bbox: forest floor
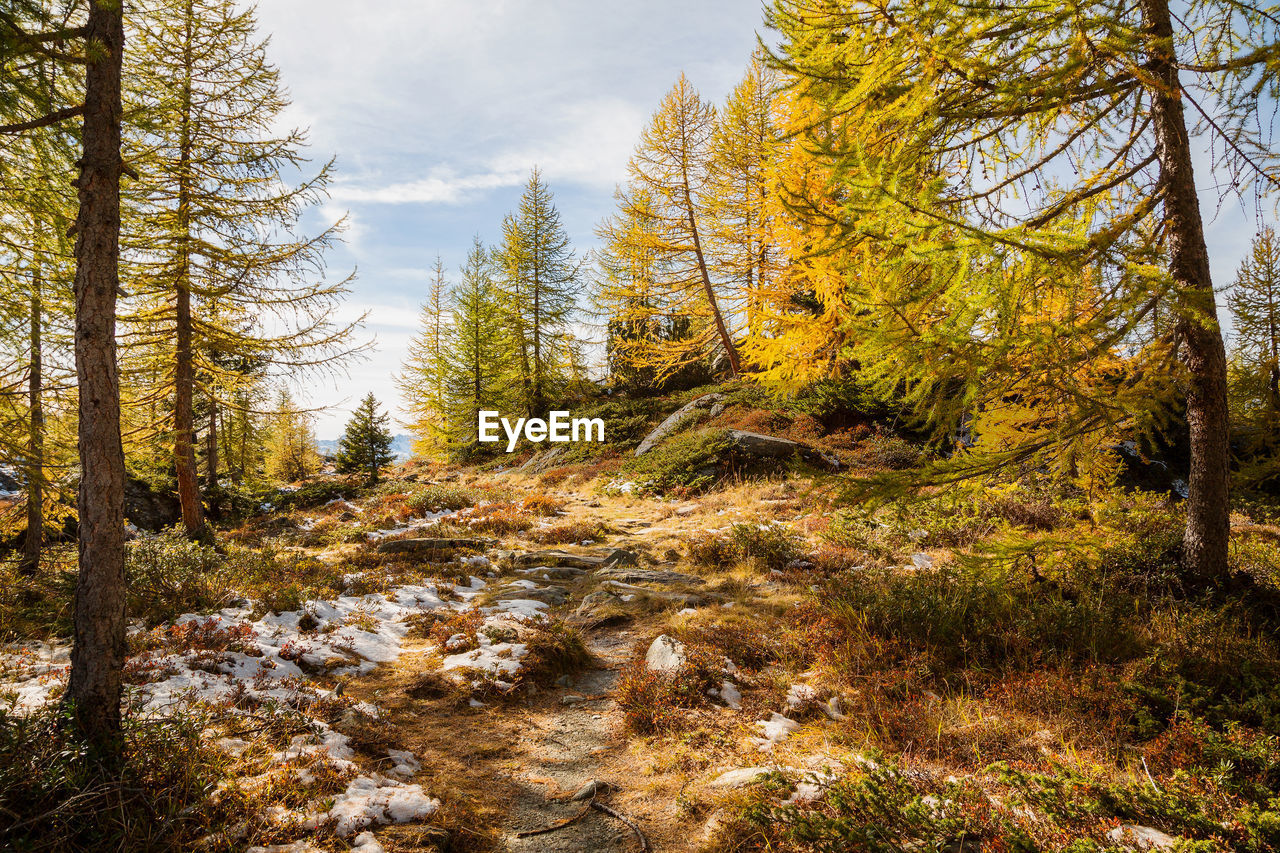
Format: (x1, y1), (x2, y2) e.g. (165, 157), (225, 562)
(3, 386), (1280, 852)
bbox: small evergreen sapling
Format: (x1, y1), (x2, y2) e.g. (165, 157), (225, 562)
(336, 393), (395, 484)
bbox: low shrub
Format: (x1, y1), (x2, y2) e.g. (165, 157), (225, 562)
(519, 619), (591, 686)
(689, 523), (803, 571)
(451, 502), (534, 535)
(849, 429), (922, 470)
(530, 520), (607, 545)
(405, 484), (475, 515)
(521, 494), (565, 516)
(620, 428), (734, 496)
(0, 704), (230, 851)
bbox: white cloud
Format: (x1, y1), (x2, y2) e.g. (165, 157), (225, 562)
(330, 167), (524, 205)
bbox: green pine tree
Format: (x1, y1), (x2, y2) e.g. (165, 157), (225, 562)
(1228, 226), (1280, 483)
(493, 169), (582, 417)
(336, 393), (395, 485)
(447, 236), (507, 452)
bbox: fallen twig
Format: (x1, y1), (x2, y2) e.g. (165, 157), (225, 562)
(591, 801), (652, 852)
(515, 796), (595, 838)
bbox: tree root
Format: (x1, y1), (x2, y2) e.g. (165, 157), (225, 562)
(591, 801), (652, 852)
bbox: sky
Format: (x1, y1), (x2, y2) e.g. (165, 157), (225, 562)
(244, 1), (1271, 439)
(243, 1), (766, 437)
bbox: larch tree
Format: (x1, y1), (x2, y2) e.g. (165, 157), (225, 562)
(594, 187), (706, 391)
(625, 74), (741, 377)
(493, 169), (581, 417)
(265, 387), (319, 483)
(446, 237), (505, 450)
(336, 392), (395, 485)
(707, 54), (780, 341)
(0, 14), (78, 577)
(398, 256), (452, 456)
(1228, 226), (1280, 476)
(766, 0), (1280, 584)
(3, 0), (132, 747)
(123, 0), (361, 538)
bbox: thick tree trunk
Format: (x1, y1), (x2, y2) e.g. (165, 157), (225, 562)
(1142, 0), (1231, 583)
(19, 275), (44, 577)
(65, 0), (127, 749)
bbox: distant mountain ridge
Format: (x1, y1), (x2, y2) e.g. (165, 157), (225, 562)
(317, 433), (415, 461)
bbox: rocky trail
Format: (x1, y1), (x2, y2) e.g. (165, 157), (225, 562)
(343, 508), (717, 853)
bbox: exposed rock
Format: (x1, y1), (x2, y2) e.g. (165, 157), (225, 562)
(514, 548), (636, 570)
(575, 589), (627, 618)
(516, 566), (588, 581)
(635, 393), (725, 456)
(377, 537), (489, 556)
(644, 634), (688, 673)
(707, 767), (774, 789)
(493, 586), (568, 607)
(601, 580), (703, 608)
(595, 567), (705, 586)
(519, 444), (568, 474)
(124, 473), (182, 532)
(725, 429), (840, 471)
(1105, 825), (1180, 851)
(570, 780), (612, 801)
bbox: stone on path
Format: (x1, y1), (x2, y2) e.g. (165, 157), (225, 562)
(595, 566), (705, 586)
(644, 635), (688, 673)
(514, 548), (637, 570)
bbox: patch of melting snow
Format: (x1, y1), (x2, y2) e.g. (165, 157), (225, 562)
(752, 712), (800, 751)
(0, 570), (501, 846)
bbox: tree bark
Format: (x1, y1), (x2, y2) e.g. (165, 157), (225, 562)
(19, 273), (44, 577)
(206, 392), (218, 490)
(65, 0), (127, 749)
(174, 284), (204, 533)
(1141, 0), (1231, 583)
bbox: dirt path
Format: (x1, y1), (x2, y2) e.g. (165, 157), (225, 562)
(345, 516), (693, 853)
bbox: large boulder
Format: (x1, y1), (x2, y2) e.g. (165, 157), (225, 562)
(124, 474), (182, 532)
(725, 430), (840, 471)
(635, 393), (724, 456)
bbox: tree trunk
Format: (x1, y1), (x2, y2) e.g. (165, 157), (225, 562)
(174, 284), (204, 534)
(206, 392), (218, 490)
(682, 184), (741, 377)
(65, 0), (127, 749)
(173, 6), (204, 537)
(1141, 0), (1231, 583)
(19, 274), (44, 577)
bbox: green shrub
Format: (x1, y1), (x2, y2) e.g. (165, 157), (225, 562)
(405, 484), (475, 514)
(689, 523), (803, 571)
(851, 429), (922, 469)
(127, 529), (342, 625)
(126, 529), (238, 626)
(620, 428), (733, 495)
